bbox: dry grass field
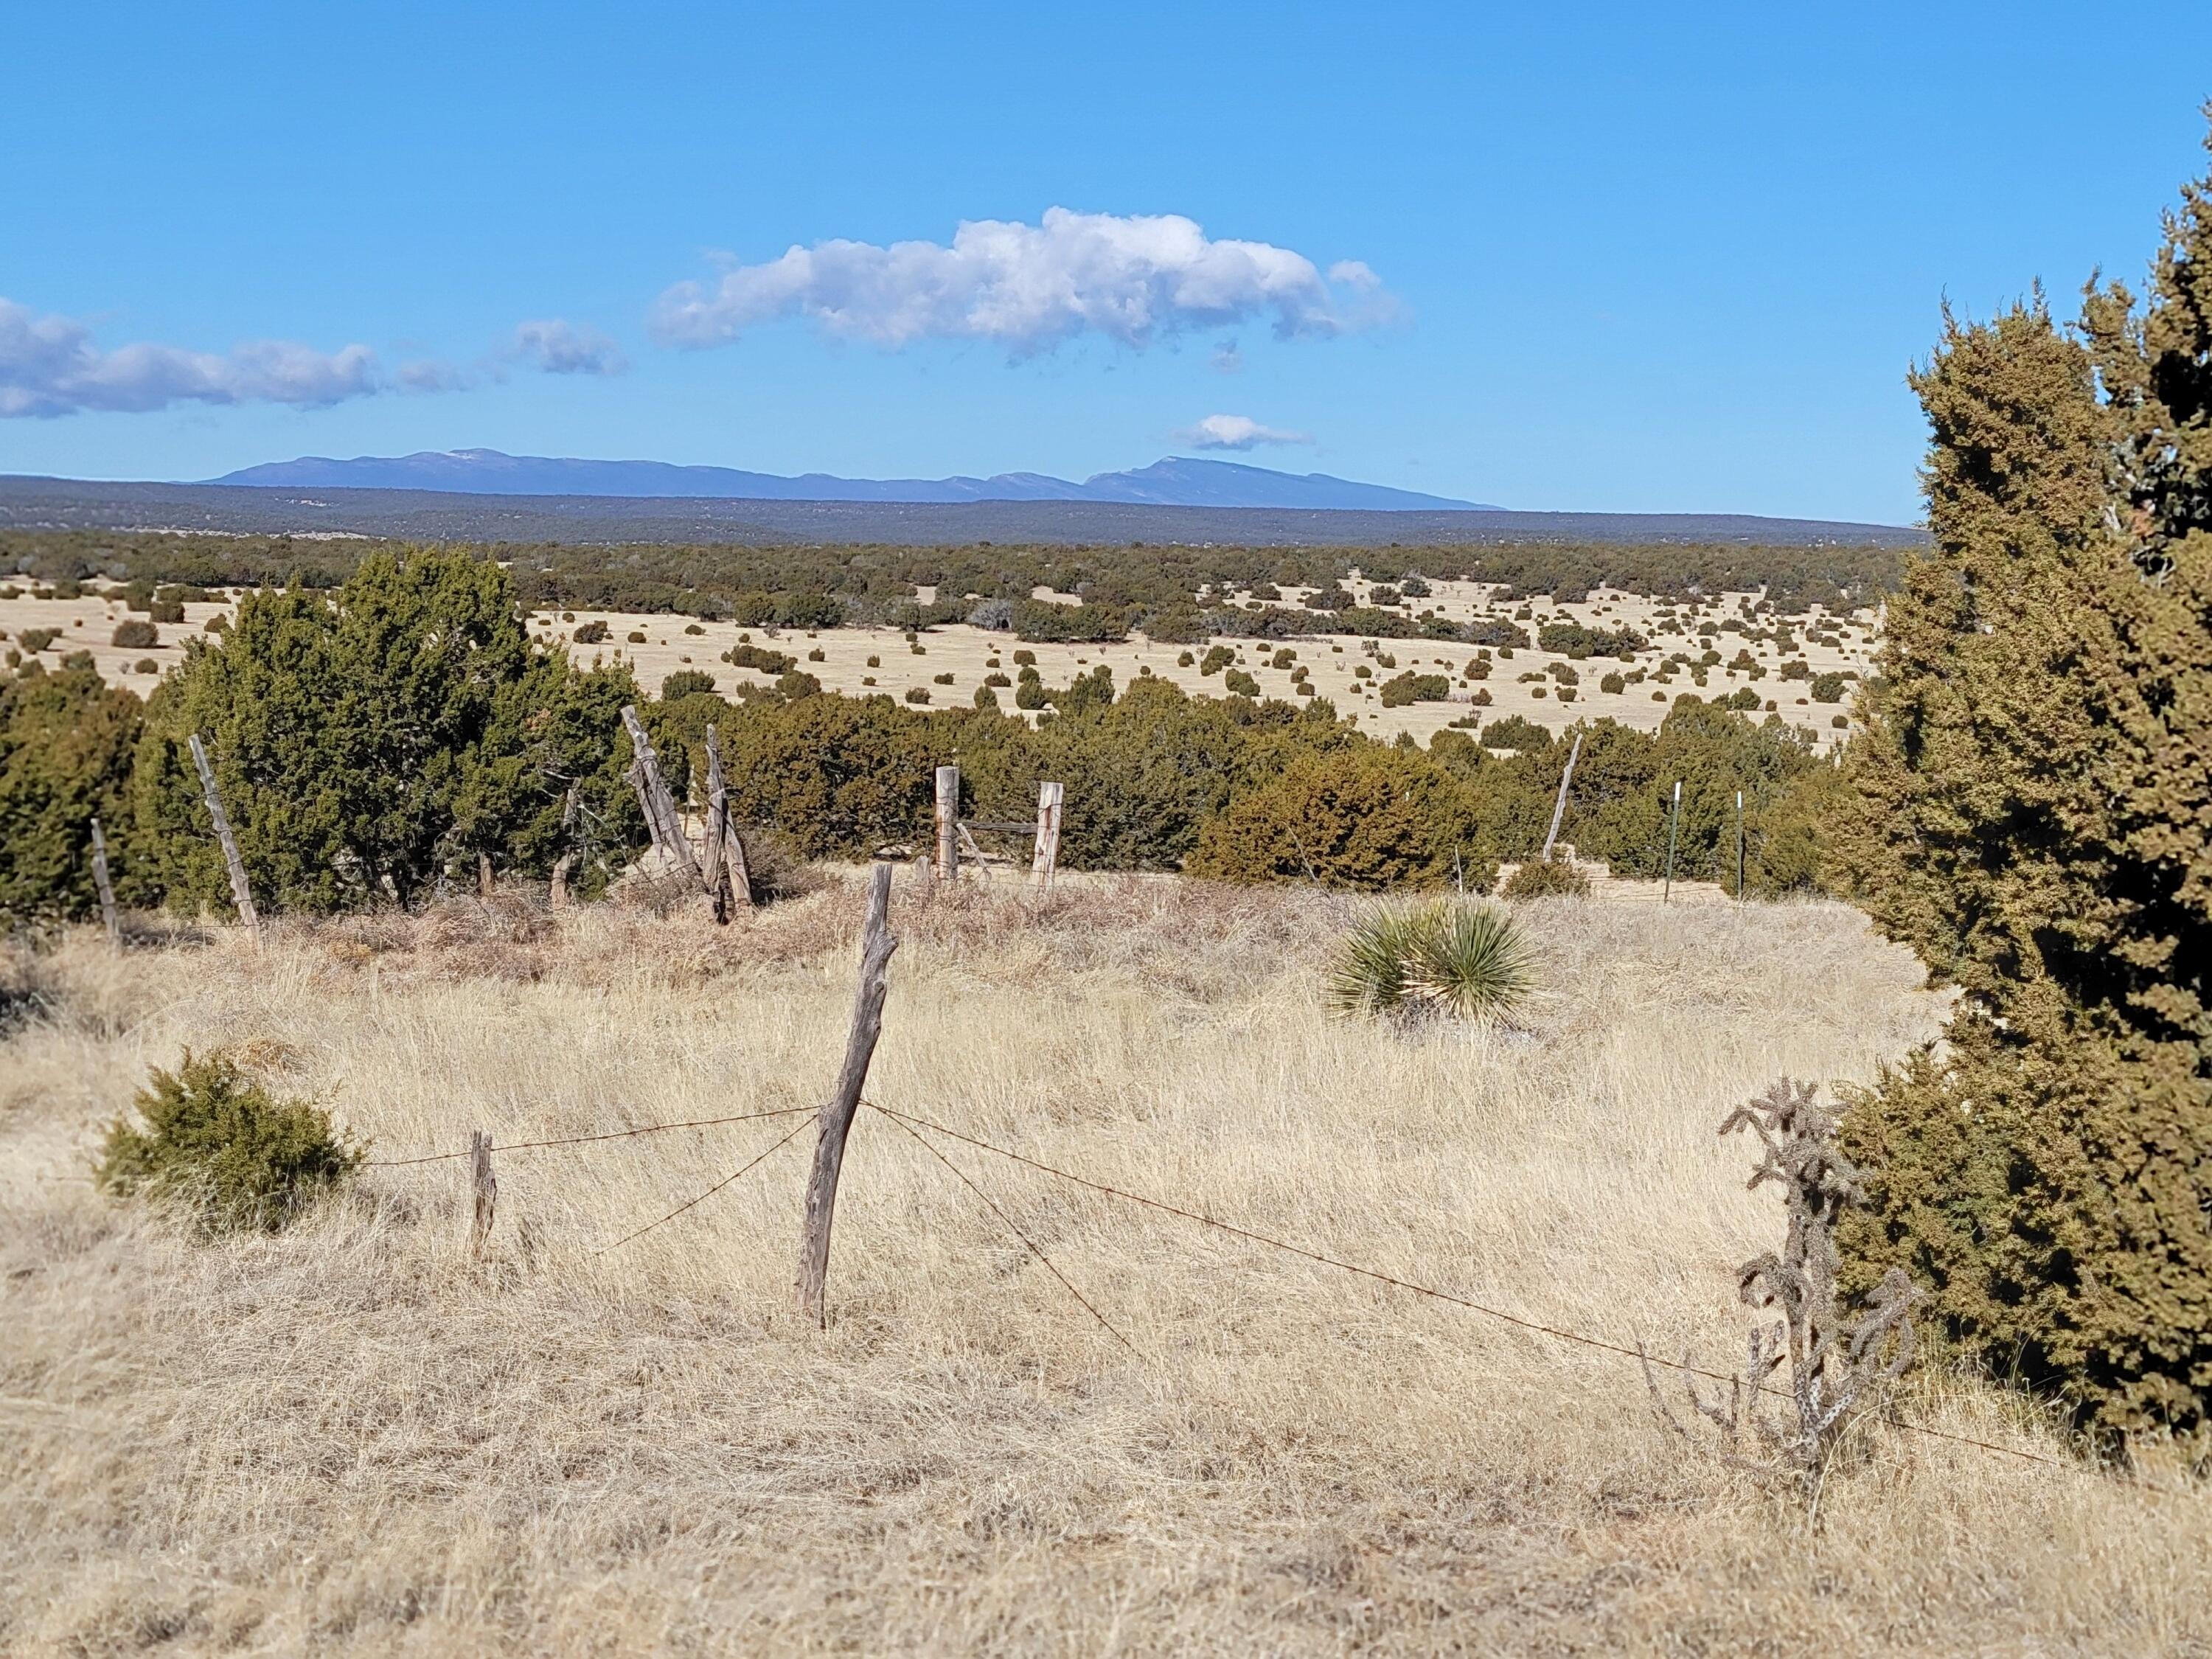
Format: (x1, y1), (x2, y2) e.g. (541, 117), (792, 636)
(0, 574), (1877, 749)
(4, 874), (2206, 1655)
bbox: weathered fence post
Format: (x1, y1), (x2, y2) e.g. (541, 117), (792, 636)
(1736, 788), (1746, 907)
(468, 1130), (497, 1257)
(187, 733), (260, 948)
(476, 852), (495, 898)
(620, 704), (707, 889)
(1031, 781), (1064, 891)
(933, 765), (960, 885)
(1663, 779), (1683, 904)
(795, 862), (899, 1325)
(550, 852), (576, 907)
(703, 725), (754, 921)
(1540, 731), (1583, 866)
(88, 817), (120, 945)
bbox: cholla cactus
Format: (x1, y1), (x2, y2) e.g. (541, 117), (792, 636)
(1644, 1078), (1919, 1486)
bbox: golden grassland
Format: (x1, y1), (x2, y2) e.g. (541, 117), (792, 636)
(0, 574), (1877, 748)
(2, 873), (2205, 1655)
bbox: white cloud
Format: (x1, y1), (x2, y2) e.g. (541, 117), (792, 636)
(513, 319), (627, 375)
(0, 297), (383, 418)
(1176, 413), (1313, 451)
(650, 208), (1395, 356)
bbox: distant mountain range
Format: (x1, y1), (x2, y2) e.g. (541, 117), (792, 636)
(208, 450), (1498, 512)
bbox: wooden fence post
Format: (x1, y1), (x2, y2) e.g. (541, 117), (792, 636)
(620, 704), (707, 890)
(703, 725), (754, 921)
(1540, 731), (1583, 865)
(88, 817), (120, 945)
(1031, 781), (1064, 891)
(1663, 779), (1683, 904)
(933, 765), (959, 886)
(795, 862), (899, 1324)
(468, 1130), (497, 1257)
(187, 733), (260, 948)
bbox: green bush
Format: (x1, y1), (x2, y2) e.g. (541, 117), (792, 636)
(111, 619), (160, 650)
(1327, 901), (1531, 1021)
(1221, 667), (1261, 697)
(1501, 854), (1591, 899)
(723, 641), (796, 675)
(0, 657), (144, 921)
(1480, 714), (1552, 753)
(572, 619), (610, 644)
(95, 1051), (362, 1234)
(661, 669), (717, 700)
(1377, 671), (1450, 707)
(18, 627), (58, 653)
(1810, 671), (1847, 703)
(1189, 745), (1496, 890)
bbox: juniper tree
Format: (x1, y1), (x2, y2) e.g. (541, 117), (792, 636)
(1837, 255), (2211, 1440)
(0, 655), (143, 921)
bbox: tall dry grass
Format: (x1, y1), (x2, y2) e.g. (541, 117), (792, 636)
(1, 874), (2205, 1655)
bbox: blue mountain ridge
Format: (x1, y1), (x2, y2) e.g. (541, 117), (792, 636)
(206, 449), (1498, 512)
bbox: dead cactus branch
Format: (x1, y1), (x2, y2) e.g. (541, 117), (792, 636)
(1643, 1077), (1920, 1486)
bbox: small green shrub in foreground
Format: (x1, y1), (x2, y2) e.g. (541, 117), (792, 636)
(1501, 855), (1592, 899)
(1328, 901), (1532, 1023)
(94, 1051), (361, 1234)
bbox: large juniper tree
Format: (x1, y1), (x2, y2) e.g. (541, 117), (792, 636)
(132, 549), (644, 912)
(1838, 206), (2211, 1435)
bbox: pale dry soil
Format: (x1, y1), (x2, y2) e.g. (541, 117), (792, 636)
(5, 876), (2202, 1657)
(0, 575), (1876, 751)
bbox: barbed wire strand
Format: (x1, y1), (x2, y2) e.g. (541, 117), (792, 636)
(872, 1105), (1138, 1356)
(366, 1105), (816, 1168)
(864, 1101), (2197, 1498)
(594, 1116), (814, 1256)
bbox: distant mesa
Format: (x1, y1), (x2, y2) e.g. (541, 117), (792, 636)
(206, 449), (1499, 513)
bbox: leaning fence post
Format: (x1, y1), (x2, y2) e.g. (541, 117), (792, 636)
(468, 1130), (497, 1257)
(795, 862), (900, 1325)
(621, 704), (708, 891)
(703, 725), (754, 921)
(1540, 731), (1583, 865)
(187, 733), (260, 949)
(933, 765), (960, 886)
(1031, 781), (1064, 891)
(88, 816), (120, 945)
(1736, 788), (1746, 907)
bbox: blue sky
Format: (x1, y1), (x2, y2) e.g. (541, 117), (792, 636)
(6, 2), (2212, 524)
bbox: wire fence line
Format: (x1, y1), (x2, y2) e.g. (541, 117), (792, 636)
(364, 1104), (818, 1167)
(358, 1089), (2199, 1500)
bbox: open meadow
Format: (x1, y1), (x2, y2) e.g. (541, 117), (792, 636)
(4, 873), (2205, 1655)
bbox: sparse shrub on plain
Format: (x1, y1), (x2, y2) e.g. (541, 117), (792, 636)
(111, 619), (159, 650)
(572, 619), (610, 644)
(660, 669), (716, 700)
(1501, 854), (1591, 899)
(1326, 900), (1531, 1022)
(94, 1051), (363, 1234)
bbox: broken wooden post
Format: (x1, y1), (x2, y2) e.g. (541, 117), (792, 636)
(1540, 730), (1584, 865)
(794, 862), (899, 1325)
(468, 1130), (497, 1257)
(703, 725), (754, 922)
(1663, 779), (1683, 904)
(88, 816), (119, 945)
(620, 704), (707, 888)
(476, 851), (495, 898)
(1031, 781), (1064, 891)
(549, 852), (577, 908)
(933, 765), (959, 885)
(187, 733), (260, 948)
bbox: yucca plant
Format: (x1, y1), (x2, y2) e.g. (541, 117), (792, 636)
(1329, 901), (1532, 1023)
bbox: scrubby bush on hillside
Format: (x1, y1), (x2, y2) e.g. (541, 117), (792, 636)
(571, 619), (609, 644)
(95, 1051), (361, 1234)
(1378, 671), (1450, 707)
(1189, 745), (1497, 890)
(1501, 854), (1591, 899)
(111, 619), (159, 650)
